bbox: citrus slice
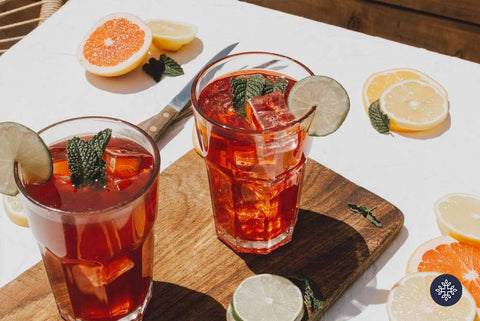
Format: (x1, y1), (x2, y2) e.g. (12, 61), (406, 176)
(0, 122), (52, 196)
(379, 79), (449, 131)
(287, 75), (350, 136)
(387, 272), (476, 321)
(77, 13), (152, 77)
(406, 236), (480, 316)
(229, 274), (304, 321)
(146, 19), (197, 51)
(362, 68), (448, 110)
(435, 193), (480, 247)
(3, 194), (28, 227)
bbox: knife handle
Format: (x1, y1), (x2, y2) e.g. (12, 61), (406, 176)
(138, 105), (180, 141)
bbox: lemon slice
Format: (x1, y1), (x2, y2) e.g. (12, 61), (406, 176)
(387, 272), (476, 321)
(229, 274), (304, 321)
(287, 75), (350, 136)
(362, 68), (448, 111)
(3, 194), (28, 227)
(435, 193), (480, 247)
(146, 19), (197, 51)
(0, 122), (52, 196)
(379, 79), (449, 131)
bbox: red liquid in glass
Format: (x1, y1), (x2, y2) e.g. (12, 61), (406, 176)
(196, 70), (312, 254)
(23, 136), (157, 320)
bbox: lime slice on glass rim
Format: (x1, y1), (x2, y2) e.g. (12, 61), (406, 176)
(287, 75), (350, 136)
(0, 122), (52, 196)
(226, 274), (304, 321)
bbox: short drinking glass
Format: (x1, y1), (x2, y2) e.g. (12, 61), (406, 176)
(191, 52), (315, 254)
(15, 116), (160, 321)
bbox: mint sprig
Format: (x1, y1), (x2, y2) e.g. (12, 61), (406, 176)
(263, 77), (288, 95)
(285, 275), (324, 315)
(348, 203), (383, 227)
(66, 128), (112, 188)
(230, 74), (289, 118)
(368, 99), (390, 134)
(143, 54), (183, 82)
(230, 74), (265, 118)
(160, 54), (184, 76)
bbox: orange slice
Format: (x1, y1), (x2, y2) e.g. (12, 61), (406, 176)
(146, 19), (197, 51)
(407, 236), (480, 317)
(362, 68), (448, 110)
(379, 79), (449, 131)
(77, 13), (152, 77)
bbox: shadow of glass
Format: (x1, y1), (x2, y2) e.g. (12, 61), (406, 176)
(143, 280), (225, 321)
(237, 209), (370, 318)
(84, 38), (204, 94)
(396, 113), (451, 140)
(321, 226), (409, 321)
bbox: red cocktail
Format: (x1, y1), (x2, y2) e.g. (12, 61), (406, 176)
(15, 117), (160, 321)
(192, 52), (315, 254)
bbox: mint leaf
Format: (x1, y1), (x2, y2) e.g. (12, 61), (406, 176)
(348, 203), (383, 227)
(143, 57), (165, 82)
(230, 74), (265, 118)
(143, 54), (183, 82)
(285, 275), (324, 315)
(90, 129), (112, 159)
(66, 129), (111, 188)
(263, 77), (288, 95)
(368, 100), (390, 134)
(160, 54), (184, 76)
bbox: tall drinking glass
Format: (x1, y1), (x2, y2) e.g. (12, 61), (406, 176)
(14, 116), (160, 321)
(191, 52), (316, 254)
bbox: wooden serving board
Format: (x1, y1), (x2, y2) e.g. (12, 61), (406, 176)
(0, 150), (403, 321)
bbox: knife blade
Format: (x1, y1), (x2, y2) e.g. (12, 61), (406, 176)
(138, 43), (238, 140)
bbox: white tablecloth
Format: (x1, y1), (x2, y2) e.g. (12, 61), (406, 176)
(1, 0), (480, 320)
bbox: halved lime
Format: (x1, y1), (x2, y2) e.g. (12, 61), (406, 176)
(288, 75), (350, 136)
(229, 274), (304, 321)
(0, 122), (52, 196)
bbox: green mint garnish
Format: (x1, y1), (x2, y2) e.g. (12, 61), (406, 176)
(348, 203), (383, 227)
(285, 275), (324, 314)
(263, 77), (288, 95)
(230, 74), (265, 118)
(66, 128), (112, 188)
(368, 99), (390, 134)
(143, 54), (183, 82)
(161, 54), (184, 76)
(143, 58), (165, 82)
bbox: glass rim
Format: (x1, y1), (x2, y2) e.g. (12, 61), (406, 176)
(190, 51), (317, 134)
(14, 116), (161, 216)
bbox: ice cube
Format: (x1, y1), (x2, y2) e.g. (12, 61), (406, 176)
(70, 255), (134, 290)
(71, 262), (104, 288)
(52, 159), (70, 177)
(108, 177), (135, 191)
(247, 91), (296, 130)
(105, 148), (142, 179)
(104, 255), (135, 284)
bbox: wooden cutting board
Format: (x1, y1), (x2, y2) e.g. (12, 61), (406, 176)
(0, 150), (403, 321)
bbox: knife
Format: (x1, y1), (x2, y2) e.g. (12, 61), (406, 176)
(138, 42), (238, 141)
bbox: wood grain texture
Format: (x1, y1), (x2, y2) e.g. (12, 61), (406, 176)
(373, 0), (480, 25)
(241, 0), (480, 63)
(0, 150), (404, 320)
(137, 104), (180, 141)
